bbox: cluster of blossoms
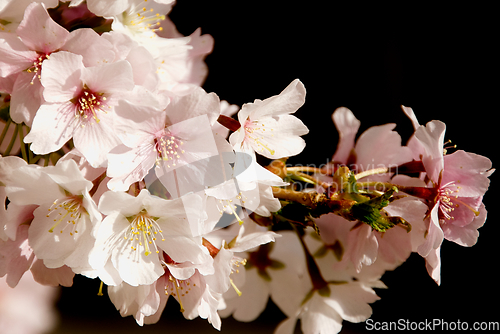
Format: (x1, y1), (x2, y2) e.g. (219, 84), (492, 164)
(0, 1), (494, 334)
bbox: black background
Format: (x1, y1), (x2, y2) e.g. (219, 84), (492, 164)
(52, 2), (498, 333)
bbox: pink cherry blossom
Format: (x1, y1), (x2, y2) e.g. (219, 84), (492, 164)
(24, 51), (135, 167)
(330, 106), (412, 177)
(399, 107), (493, 284)
(0, 2), (70, 125)
(107, 87), (227, 196)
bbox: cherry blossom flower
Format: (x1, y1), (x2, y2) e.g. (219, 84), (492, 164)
(24, 51), (135, 167)
(156, 262), (223, 329)
(399, 107), (493, 284)
(4, 159), (101, 277)
(101, 31), (159, 91)
(229, 79), (309, 159)
(92, 0), (197, 94)
(89, 189), (214, 287)
(201, 149), (286, 230)
(107, 87), (225, 196)
(308, 107), (423, 273)
(0, 155), (26, 241)
(0, 2), (70, 125)
(1, 156), (75, 288)
(272, 231), (386, 334)
(314, 197), (428, 274)
(107, 279), (161, 326)
(219, 227), (303, 322)
(330, 106), (412, 177)
(156, 22), (214, 93)
(0, 0), (59, 32)
(111, 259), (223, 328)
(109, 221), (280, 328)
(0, 219), (75, 288)
(85, 0), (174, 19)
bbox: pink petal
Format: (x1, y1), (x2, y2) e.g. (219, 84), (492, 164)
(332, 107), (360, 164)
(415, 120), (446, 182)
(442, 150), (492, 197)
(166, 87), (220, 126)
(442, 204), (487, 246)
(9, 71), (44, 126)
(355, 123), (413, 169)
(63, 28), (116, 66)
(40, 51), (83, 103)
(16, 2), (69, 53)
(0, 32), (38, 77)
(424, 247), (441, 285)
(81, 59), (134, 93)
(401, 105), (420, 130)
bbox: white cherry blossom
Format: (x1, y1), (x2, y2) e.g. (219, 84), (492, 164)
(5, 159), (101, 277)
(89, 189), (214, 287)
(229, 79), (309, 159)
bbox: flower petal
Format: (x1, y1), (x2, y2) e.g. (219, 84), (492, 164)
(16, 2), (69, 53)
(332, 107), (361, 164)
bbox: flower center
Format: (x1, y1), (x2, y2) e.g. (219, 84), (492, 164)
(125, 210), (165, 256)
(164, 274), (192, 313)
(46, 195), (84, 235)
(153, 129), (185, 168)
(122, 0), (165, 35)
(438, 180), (479, 222)
(215, 194), (246, 225)
(243, 119), (275, 155)
(72, 86), (108, 125)
(26, 53), (50, 85)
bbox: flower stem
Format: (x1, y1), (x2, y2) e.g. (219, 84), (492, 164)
(356, 181), (398, 191)
(272, 187), (356, 217)
(354, 167), (390, 180)
(289, 171), (331, 189)
(217, 115), (241, 132)
(287, 166), (325, 174)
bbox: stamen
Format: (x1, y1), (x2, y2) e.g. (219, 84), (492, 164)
(174, 279), (185, 312)
(26, 54), (50, 85)
(97, 281), (104, 296)
(438, 180), (479, 221)
(230, 278), (242, 296)
(244, 119), (276, 155)
(443, 139), (457, 155)
(154, 130), (185, 167)
(124, 0), (166, 34)
(125, 211), (164, 256)
(73, 87), (107, 125)
(46, 196), (83, 234)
